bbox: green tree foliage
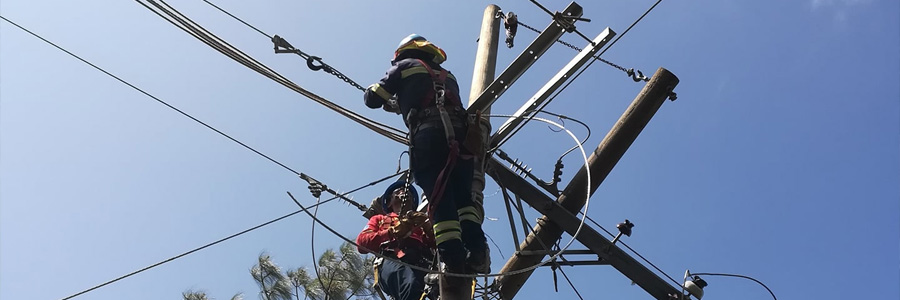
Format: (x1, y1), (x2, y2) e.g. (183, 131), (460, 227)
(182, 289), (243, 300)
(252, 253), (294, 300)
(284, 242), (378, 300)
(185, 242), (377, 300)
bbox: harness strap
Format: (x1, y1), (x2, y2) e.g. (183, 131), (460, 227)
(415, 59), (456, 144)
(426, 140), (459, 220)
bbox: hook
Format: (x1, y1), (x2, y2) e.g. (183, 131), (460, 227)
(306, 56), (329, 72)
(627, 68), (650, 82)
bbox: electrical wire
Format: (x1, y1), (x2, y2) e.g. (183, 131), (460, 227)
(1, 13), (367, 210)
(308, 195), (329, 300)
(579, 212), (681, 286)
(689, 272), (778, 300)
(509, 0), (667, 134)
(1, 14), (410, 298)
(137, 0), (408, 144)
(541, 111), (592, 163)
(202, 0), (366, 92)
(556, 267), (586, 300)
(201, 0), (270, 39)
(0, 14), (306, 176)
(57, 169), (401, 300)
(289, 114), (591, 280)
(488, 114), (592, 268)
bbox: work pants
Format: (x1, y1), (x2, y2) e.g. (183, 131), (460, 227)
(378, 258), (428, 300)
(411, 125), (486, 271)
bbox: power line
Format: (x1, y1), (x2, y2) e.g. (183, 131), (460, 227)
(518, 0), (665, 83)
(59, 170), (403, 300)
(201, 0), (367, 91)
(137, 0), (407, 144)
(61, 202), (310, 300)
(0, 13), (365, 207)
(0, 14), (302, 176)
(557, 267), (586, 300)
(580, 212), (681, 287)
(0, 14), (408, 299)
(690, 272), (778, 300)
(503, 0), (667, 152)
(201, 0), (270, 39)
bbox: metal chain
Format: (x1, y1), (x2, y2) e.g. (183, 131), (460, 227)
(329, 68), (366, 91)
(516, 20), (647, 81)
(273, 35), (366, 91)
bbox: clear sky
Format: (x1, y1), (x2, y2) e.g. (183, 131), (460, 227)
(1, 0), (897, 299)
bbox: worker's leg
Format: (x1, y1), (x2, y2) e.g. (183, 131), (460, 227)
(379, 259), (428, 300)
(448, 155), (489, 273)
(412, 127), (467, 273)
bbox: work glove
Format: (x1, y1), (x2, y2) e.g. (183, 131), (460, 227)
(390, 212), (429, 239)
(390, 218), (415, 239)
(404, 211), (429, 227)
(383, 98), (400, 114)
(362, 197), (383, 219)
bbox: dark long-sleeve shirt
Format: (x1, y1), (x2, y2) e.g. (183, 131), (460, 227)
(364, 54), (462, 126)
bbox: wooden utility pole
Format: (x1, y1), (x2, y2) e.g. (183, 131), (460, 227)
(493, 67), (681, 299)
(438, 5), (502, 300)
(468, 3), (501, 233)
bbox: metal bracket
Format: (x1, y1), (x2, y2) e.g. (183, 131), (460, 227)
(467, 2), (585, 113)
(491, 27), (615, 149)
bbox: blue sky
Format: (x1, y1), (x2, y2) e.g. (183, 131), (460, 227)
(1, 0), (897, 299)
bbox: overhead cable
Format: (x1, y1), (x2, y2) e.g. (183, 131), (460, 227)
(201, 0), (366, 92)
(290, 115), (593, 280)
(137, 0), (408, 145)
(58, 169), (402, 300)
(0, 14), (304, 175)
(1, 14), (368, 209)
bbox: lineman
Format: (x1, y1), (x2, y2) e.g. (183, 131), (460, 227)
(356, 181), (434, 300)
(363, 34), (490, 277)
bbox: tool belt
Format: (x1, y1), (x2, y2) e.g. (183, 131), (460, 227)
(407, 106), (467, 131)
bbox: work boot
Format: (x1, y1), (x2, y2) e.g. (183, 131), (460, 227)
(439, 262), (475, 300)
(465, 242), (491, 274)
(460, 221), (490, 274)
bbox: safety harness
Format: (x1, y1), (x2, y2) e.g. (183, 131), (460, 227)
(407, 59), (467, 220)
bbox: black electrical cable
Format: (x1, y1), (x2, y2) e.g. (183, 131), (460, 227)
(512, 0), (666, 152)
(308, 195), (329, 300)
(56, 169), (401, 300)
(689, 273), (777, 300)
(0, 15), (304, 176)
(556, 267), (586, 300)
(579, 212), (681, 286)
(137, 0), (408, 144)
(203, 0), (366, 92)
(201, 0), (270, 39)
(539, 111), (591, 162)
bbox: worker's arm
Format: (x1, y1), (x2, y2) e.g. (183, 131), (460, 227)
(364, 63), (404, 109)
(356, 215), (394, 254)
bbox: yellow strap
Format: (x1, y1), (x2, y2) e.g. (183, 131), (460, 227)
(372, 264), (380, 288)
